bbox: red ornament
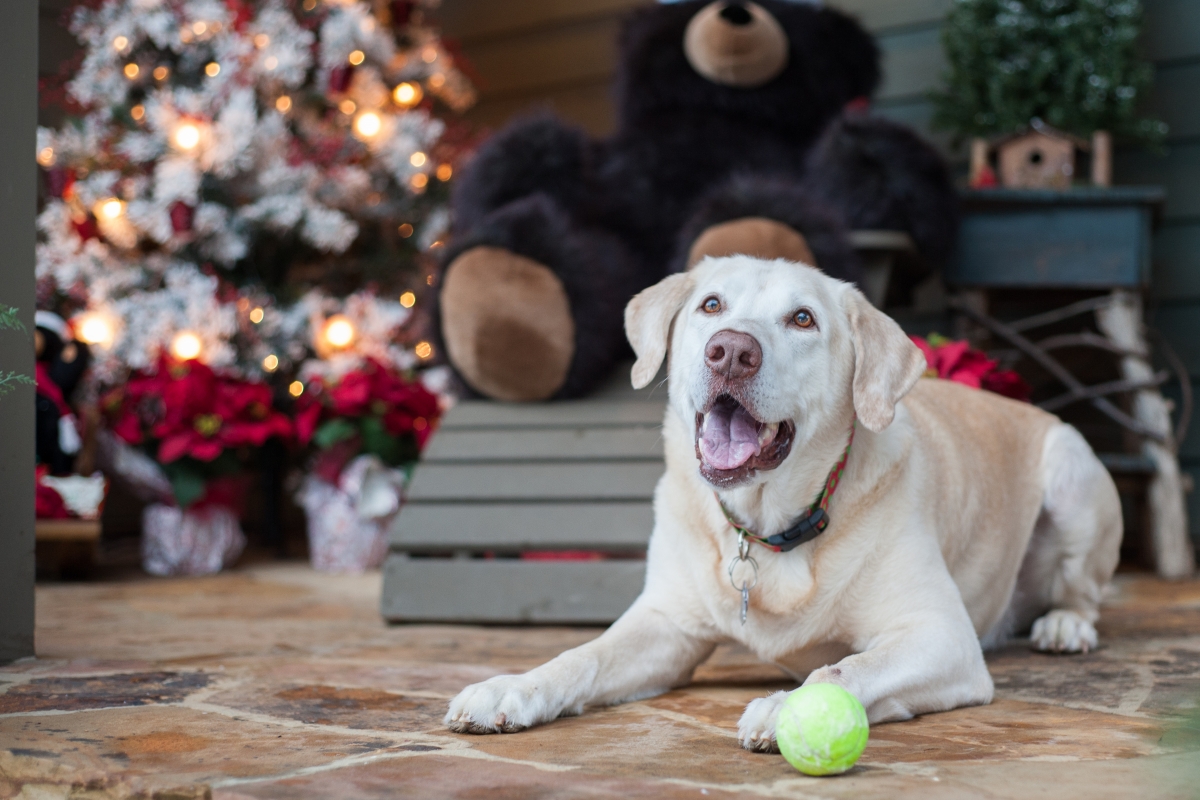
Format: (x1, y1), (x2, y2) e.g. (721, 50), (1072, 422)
(169, 201), (195, 233)
(328, 65), (355, 94)
(72, 216), (100, 241)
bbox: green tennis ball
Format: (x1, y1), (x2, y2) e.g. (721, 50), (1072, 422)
(776, 683), (869, 776)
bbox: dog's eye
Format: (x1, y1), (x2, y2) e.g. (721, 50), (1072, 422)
(793, 309), (815, 329)
(702, 296), (722, 314)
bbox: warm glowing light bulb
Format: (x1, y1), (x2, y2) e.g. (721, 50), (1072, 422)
(399, 291), (416, 308)
(339, 99), (357, 115)
(254, 33), (270, 48)
(397, 223), (413, 238)
(76, 314), (114, 346)
(153, 66), (168, 80)
(436, 163), (453, 181)
(392, 81), (422, 107)
(289, 380), (305, 397)
(130, 104), (145, 121)
(113, 36), (129, 51)
(348, 49), (365, 66)
(410, 173), (428, 189)
(174, 123), (201, 150)
(275, 95), (292, 112)
(323, 315), (356, 349)
(354, 111), (382, 138)
(205, 62), (221, 77)
(409, 151), (426, 167)
(171, 331), (203, 361)
(36, 147), (55, 167)
(249, 307), (265, 324)
(414, 341), (433, 359)
(262, 354), (279, 372)
(264, 56), (279, 70)
(124, 63), (140, 79)
(193, 21), (207, 35)
(96, 198), (125, 220)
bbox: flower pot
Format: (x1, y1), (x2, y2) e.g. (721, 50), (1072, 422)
(142, 503), (245, 576)
(298, 455), (405, 573)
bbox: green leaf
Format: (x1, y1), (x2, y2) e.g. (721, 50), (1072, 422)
(163, 461), (208, 509)
(360, 415), (408, 467)
(313, 418), (359, 449)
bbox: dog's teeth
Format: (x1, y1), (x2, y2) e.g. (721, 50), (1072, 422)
(758, 422), (779, 446)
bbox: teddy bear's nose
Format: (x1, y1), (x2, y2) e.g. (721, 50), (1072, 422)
(719, 4), (753, 26)
(684, 1), (789, 88)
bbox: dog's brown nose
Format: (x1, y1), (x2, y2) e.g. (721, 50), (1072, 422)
(705, 330), (762, 380)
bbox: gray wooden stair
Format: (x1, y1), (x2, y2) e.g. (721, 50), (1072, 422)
(381, 367), (666, 624)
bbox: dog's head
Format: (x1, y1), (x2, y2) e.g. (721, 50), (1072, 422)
(625, 256), (925, 490)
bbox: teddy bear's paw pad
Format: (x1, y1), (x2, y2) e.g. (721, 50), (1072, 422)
(441, 246), (575, 401)
(1030, 609), (1098, 654)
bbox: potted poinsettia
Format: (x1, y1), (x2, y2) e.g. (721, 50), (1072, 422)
(103, 356), (292, 575)
(293, 357), (441, 572)
(910, 333), (1031, 401)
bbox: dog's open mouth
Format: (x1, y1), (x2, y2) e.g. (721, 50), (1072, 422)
(695, 395), (794, 487)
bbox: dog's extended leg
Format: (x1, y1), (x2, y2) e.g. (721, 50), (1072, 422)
(445, 600), (714, 734)
(739, 570), (993, 751)
(1025, 424), (1123, 654)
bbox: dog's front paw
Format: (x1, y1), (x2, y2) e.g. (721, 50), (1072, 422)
(738, 691), (788, 752)
(444, 675), (555, 734)
(1031, 610), (1098, 654)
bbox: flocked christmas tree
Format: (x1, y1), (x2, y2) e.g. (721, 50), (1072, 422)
(36, 0), (475, 387)
(932, 0), (1166, 143)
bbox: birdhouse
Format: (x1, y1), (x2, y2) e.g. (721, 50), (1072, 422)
(994, 121), (1089, 190)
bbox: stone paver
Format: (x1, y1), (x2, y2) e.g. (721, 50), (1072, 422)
(2, 565), (1198, 798)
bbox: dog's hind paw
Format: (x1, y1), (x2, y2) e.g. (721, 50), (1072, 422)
(738, 691), (788, 752)
(1030, 610), (1098, 654)
(444, 675), (553, 734)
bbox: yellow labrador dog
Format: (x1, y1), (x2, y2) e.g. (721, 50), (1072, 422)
(446, 256), (1122, 751)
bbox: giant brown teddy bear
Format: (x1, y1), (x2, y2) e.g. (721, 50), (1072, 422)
(437, 0), (958, 401)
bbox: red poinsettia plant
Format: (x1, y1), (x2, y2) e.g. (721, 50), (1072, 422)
(294, 358), (441, 484)
(911, 333), (1032, 402)
(102, 356), (293, 508)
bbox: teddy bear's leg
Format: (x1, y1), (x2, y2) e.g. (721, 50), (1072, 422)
(438, 194), (642, 401)
(674, 176), (861, 285)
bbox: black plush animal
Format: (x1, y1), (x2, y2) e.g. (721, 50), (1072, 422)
(438, 0), (958, 401)
(35, 311), (90, 475)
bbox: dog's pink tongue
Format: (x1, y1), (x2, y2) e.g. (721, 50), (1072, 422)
(699, 404), (760, 470)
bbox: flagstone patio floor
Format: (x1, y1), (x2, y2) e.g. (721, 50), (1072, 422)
(2, 563), (1199, 799)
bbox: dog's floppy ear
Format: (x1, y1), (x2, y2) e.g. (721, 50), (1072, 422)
(625, 271), (695, 389)
(846, 288), (927, 432)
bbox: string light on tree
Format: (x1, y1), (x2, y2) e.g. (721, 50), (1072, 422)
(321, 315), (356, 349)
(339, 99), (356, 115)
(74, 313), (115, 348)
(275, 95), (292, 112)
(173, 122), (202, 151)
(354, 111), (382, 139)
(130, 104), (145, 121)
(124, 63), (139, 79)
(436, 163), (452, 181)
(289, 380), (305, 397)
(249, 307), (265, 324)
(170, 331), (203, 361)
(414, 341), (433, 359)
(262, 354), (279, 372)
(348, 49), (365, 65)
(410, 173), (428, 190)
(399, 291), (416, 308)
(95, 198), (125, 220)
(392, 81), (422, 108)
(254, 33), (270, 48)
(409, 151), (426, 167)
(36, 147), (55, 167)
(398, 223), (413, 238)
(205, 62), (221, 77)
(264, 56), (278, 71)
(113, 35), (128, 51)
(153, 66), (168, 80)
